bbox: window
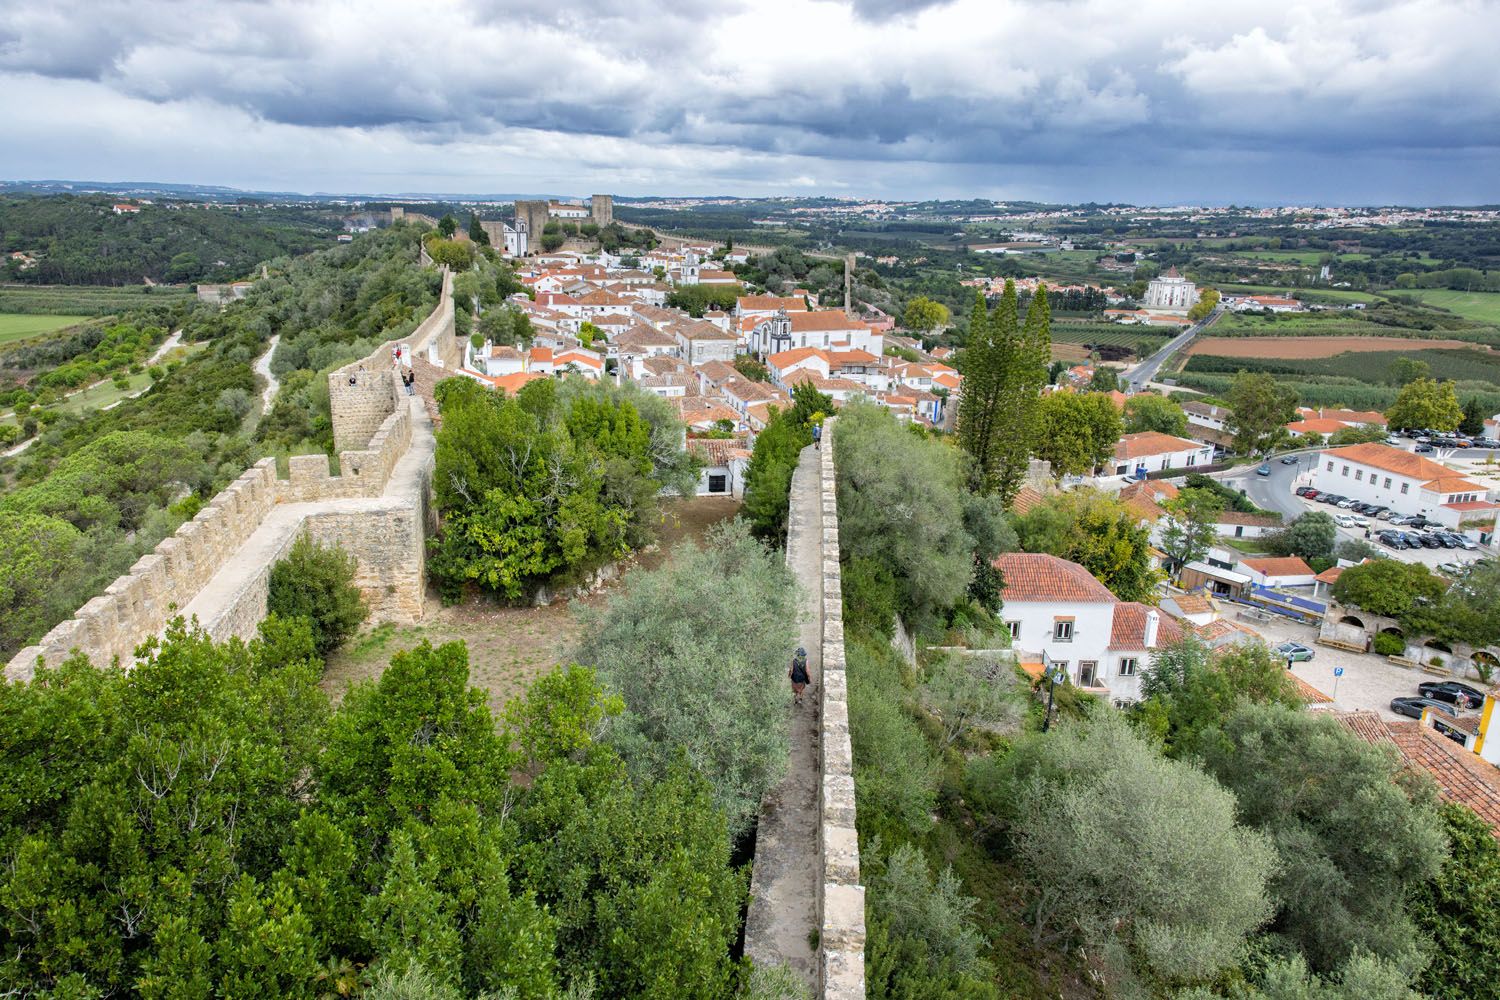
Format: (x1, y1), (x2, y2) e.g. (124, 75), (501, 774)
(1355, 470), (1363, 481)
(1053, 620), (1074, 642)
(1006, 621), (1021, 640)
(1078, 661), (1099, 686)
(707, 474), (727, 494)
(1118, 657), (1139, 677)
(1326, 461), (1334, 471)
(1342, 465), (1350, 477)
(1235, 525), (1244, 537)
(1187, 453), (1196, 466)
(1401, 483), (1409, 494)
(1384, 477), (1392, 489)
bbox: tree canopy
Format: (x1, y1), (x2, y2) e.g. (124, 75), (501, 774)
(1123, 393), (1188, 436)
(1011, 489), (1160, 603)
(1226, 371), (1299, 456)
(1386, 377), (1463, 431)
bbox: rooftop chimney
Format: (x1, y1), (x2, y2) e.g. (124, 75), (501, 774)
(1143, 609), (1160, 649)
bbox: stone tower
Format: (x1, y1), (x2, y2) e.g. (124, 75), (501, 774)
(513, 200), (550, 254)
(591, 194), (614, 227)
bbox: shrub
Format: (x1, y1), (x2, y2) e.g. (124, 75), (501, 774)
(266, 534), (368, 655)
(1373, 632), (1405, 656)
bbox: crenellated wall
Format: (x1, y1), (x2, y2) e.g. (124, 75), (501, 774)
(817, 418), (866, 998)
(5, 259), (449, 682)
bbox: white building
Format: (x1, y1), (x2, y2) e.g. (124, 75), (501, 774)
(994, 552), (1183, 706)
(1312, 443), (1500, 533)
(1142, 266), (1199, 312)
(747, 309), (883, 357)
(1109, 432), (1215, 480)
(688, 438), (751, 498)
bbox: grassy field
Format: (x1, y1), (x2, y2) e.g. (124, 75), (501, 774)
(0, 284), (195, 316)
(1388, 289), (1500, 324)
(0, 313), (89, 345)
(1214, 284), (1380, 305)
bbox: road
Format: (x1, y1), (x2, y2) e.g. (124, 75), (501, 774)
(254, 334), (281, 414)
(1123, 306), (1223, 391)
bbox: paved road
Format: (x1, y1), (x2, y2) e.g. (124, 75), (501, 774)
(1123, 306), (1223, 391)
(1251, 617), (1446, 720)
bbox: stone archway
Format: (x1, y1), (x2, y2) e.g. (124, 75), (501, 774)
(1339, 614), (1365, 629)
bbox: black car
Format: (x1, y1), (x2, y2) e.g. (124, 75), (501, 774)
(1419, 533), (1444, 549)
(1364, 505), (1388, 516)
(1391, 697), (1458, 719)
(1435, 533), (1460, 549)
(1418, 681), (1486, 708)
(1378, 531), (1409, 549)
(1416, 444), (1435, 453)
(1280, 455), (1298, 465)
(1319, 493), (1344, 504)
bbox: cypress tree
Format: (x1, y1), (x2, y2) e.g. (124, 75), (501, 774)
(980, 279), (1021, 496)
(994, 283), (1053, 499)
(956, 292), (997, 484)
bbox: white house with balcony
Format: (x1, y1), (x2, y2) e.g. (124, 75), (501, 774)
(994, 552), (1183, 706)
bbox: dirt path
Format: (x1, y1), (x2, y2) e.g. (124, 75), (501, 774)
(744, 444), (822, 989)
(254, 333), (281, 414)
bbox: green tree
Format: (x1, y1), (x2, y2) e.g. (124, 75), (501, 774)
(1226, 371), (1299, 456)
(1386, 377), (1463, 432)
(1131, 636), (1302, 757)
(437, 214), (457, 238)
(742, 404), (811, 546)
(1034, 391), (1122, 479)
(1332, 559), (1447, 621)
(1327, 423), (1388, 446)
(901, 295), (950, 335)
(1387, 357), (1432, 387)
(957, 282), (1050, 499)
(1187, 286), (1221, 321)
(0, 511), (87, 651)
(1200, 704), (1447, 972)
(835, 400), (984, 629)
(973, 712), (1276, 987)
(1460, 397), (1486, 437)
(572, 521), (798, 838)
(1410, 803), (1500, 1000)
(1088, 366), (1120, 392)
(1159, 489), (1224, 573)
(1266, 511), (1338, 563)
(1012, 489), (1161, 603)
(427, 238), (475, 272)
(468, 215), (490, 245)
(267, 534), (369, 656)
(1123, 393), (1188, 436)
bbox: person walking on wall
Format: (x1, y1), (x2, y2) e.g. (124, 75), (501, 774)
(789, 646), (810, 706)
(404, 369), (415, 396)
(811, 421), (822, 451)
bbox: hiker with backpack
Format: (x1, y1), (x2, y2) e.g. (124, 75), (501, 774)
(789, 646), (810, 706)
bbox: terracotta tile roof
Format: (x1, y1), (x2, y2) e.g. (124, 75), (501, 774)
(1338, 712), (1500, 834)
(1444, 500), (1500, 511)
(1122, 480), (1179, 502)
(1322, 443), (1451, 481)
(1109, 603), (1182, 649)
(738, 294), (808, 312)
(1114, 431), (1202, 460)
(688, 438), (750, 465)
(1011, 485), (1046, 514)
(1300, 407), (1387, 426)
(694, 360), (741, 382)
(615, 325), (678, 350)
(672, 319), (737, 341)
(1315, 565), (1345, 585)
(789, 311), (869, 333)
(1168, 594), (1215, 616)
(1288, 418), (1347, 435)
(767, 347), (827, 369)
(478, 371), (549, 393)
(1423, 476), (1485, 493)
(1292, 674), (1334, 704)
(1216, 511), (1283, 526)
(1193, 618), (1260, 646)
(994, 553), (1117, 604)
(1240, 556), (1315, 577)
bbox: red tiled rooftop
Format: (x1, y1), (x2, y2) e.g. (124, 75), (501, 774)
(994, 553), (1117, 604)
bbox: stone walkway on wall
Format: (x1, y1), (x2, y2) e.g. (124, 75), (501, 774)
(177, 394), (435, 639)
(744, 443), (824, 990)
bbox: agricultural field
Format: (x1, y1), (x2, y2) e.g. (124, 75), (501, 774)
(1388, 289), (1500, 324)
(0, 313), (88, 345)
(0, 283), (195, 316)
(1187, 335), (1481, 358)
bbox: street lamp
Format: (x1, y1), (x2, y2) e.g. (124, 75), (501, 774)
(1041, 651), (1068, 733)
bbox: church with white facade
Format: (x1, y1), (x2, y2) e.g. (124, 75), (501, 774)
(1143, 267), (1199, 311)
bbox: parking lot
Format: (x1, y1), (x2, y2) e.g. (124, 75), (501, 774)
(1252, 616), (1476, 721)
(1283, 488), (1490, 572)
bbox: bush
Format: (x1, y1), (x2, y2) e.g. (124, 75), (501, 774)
(1373, 632), (1405, 656)
(266, 534), (368, 655)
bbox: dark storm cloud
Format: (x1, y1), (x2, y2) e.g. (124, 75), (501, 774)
(1, 0), (1497, 202)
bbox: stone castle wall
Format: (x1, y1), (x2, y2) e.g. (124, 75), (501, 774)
(817, 419), (866, 998)
(5, 260), (451, 682)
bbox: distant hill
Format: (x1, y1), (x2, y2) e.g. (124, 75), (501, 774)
(0, 195), (344, 285)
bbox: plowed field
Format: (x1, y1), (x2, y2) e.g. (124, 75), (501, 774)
(1187, 335), (1481, 358)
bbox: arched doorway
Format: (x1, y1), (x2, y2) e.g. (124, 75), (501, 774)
(1339, 614), (1365, 629)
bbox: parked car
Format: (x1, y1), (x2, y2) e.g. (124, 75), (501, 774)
(1437, 561), (1465, 575)
(1419, 533), (1444, 549)
(1363, 505), (1388, 516)
(1377, 531), (1406, 549)
(1416, 444), (1435, 453)
(1337, 497), (1361, 508)
(1455, 535), (1479, 550)
(1418, 681), (1486, 708)
(1390, 697), (1458, 719)
(1280, 455), (1298, 465)
(1376, 509), (1397, 520)
(1388, 513), (1416, 525)
(1257, 463), (1272, 477)
(1296, 486), (1319, 498)
(1319, 493), (1344, 504)
(1276, 641), (1315, 662)
(1434, 533), (1460, 549)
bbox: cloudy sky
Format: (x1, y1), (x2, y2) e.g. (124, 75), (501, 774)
(2, 0), (1497, 205)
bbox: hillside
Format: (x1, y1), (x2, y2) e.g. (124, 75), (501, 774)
(0, 194), (343, 285)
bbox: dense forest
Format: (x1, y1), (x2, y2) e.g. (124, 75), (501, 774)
(0, 195), (343, 285)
